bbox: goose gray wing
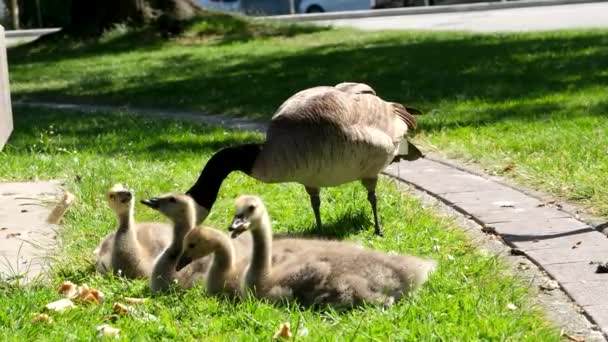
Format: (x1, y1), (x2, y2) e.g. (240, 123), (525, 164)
(253, 87), (409, 185)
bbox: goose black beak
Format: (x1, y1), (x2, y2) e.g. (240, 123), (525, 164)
(176, 255), (192, 272)
(141, 198), (160, 209)
(228, 217), (249, 239)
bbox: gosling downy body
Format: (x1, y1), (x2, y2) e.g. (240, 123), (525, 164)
(229, 195), (437, 309)
(141, 192), (251, 293)
(176, 223), (358, 298)
(93, 185), (172, 278)
(177, 227), (247, 298)
(186, 82), (423, 236)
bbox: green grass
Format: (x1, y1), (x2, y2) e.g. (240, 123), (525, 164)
(0, 108), (558, 340)
(8, 22), (608, 218)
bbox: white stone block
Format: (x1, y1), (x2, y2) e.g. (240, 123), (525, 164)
(0, 24), (13, 150)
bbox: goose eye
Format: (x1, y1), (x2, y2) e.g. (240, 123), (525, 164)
(188, 243), (195, 249)
(247, 204), (256, 213)
(169, 197), (177, 203)
(109, 194), (115, 200)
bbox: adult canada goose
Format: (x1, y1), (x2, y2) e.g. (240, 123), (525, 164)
(140, 192), (252, 293)
(186, 83), (423, 236)
(228, 195), (437, 309)
(93, 184), (172, 278)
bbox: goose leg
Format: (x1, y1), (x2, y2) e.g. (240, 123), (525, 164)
(361, 178), (383, 236)
(305, 186), (322, 230)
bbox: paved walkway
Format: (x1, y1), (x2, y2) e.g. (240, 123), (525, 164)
(14, 101), (608, 338)
(314, 2), (608, 32)
(0, 181), (63, 282)
(384, 159), (608, 337)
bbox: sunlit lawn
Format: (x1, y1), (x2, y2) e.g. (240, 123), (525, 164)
(0, 108), (558, 340)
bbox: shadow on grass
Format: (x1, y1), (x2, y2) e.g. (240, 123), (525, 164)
(8, 11), (328, 64)
(11, 30), (608, 124)
(7, 107), (261, 159)
(277, 211), (370, 240)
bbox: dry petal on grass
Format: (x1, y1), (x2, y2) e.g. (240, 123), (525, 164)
(31, 313), (54, 324)
(47, 191), (75, 224)
(58, 281), (79, 298)
(58, 281), (104, 304)
(76, 284), (105, 304)
(506, 303), (518, 311)
(96, 324), (120, 339)
(273, 322), (293, 340)
(45, 298), (75, 312)
(113, 302), (130, 315)
(123, 297), (147, 305)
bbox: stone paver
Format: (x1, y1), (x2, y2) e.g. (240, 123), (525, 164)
(385, 157), (608, 339)
(0, 181), (63, 282)
(14, 101), (608, 339)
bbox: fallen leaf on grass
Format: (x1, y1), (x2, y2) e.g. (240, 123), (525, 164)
(57, 281), (104, 304)
(123, 297), (147, 305)
(31, 313), (54, 324)
(96, 324), (120, 339)
(47, 191), (75, 224)
(58, 281), (79, 298)
(45, 299), (75, 312)
(113, 302), (130, 315)
(78, 286), (105, 305)
(273, 322), (292, 340)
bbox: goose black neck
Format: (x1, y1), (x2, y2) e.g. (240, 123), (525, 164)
(186, 143), (262, 211)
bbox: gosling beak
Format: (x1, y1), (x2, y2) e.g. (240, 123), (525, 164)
(228, 217), (250, 239)
(176, 255), (193, 272)
(141, 198), (160, 209)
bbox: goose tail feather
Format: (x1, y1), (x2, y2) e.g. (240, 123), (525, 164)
(391, 103), (418, 130)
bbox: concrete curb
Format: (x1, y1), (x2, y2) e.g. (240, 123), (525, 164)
(4, 28), (61, 38)
(263, 0), (607, 21)
(423, 154), (608, 235)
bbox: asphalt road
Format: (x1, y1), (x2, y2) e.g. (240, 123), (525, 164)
(313, 2), (608, 32)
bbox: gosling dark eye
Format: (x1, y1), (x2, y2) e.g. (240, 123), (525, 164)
(188, 243), (195, 249)
(109, 194), (115, 200)
(247, 204), (256, 213)
(169, 197), (177, 203)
